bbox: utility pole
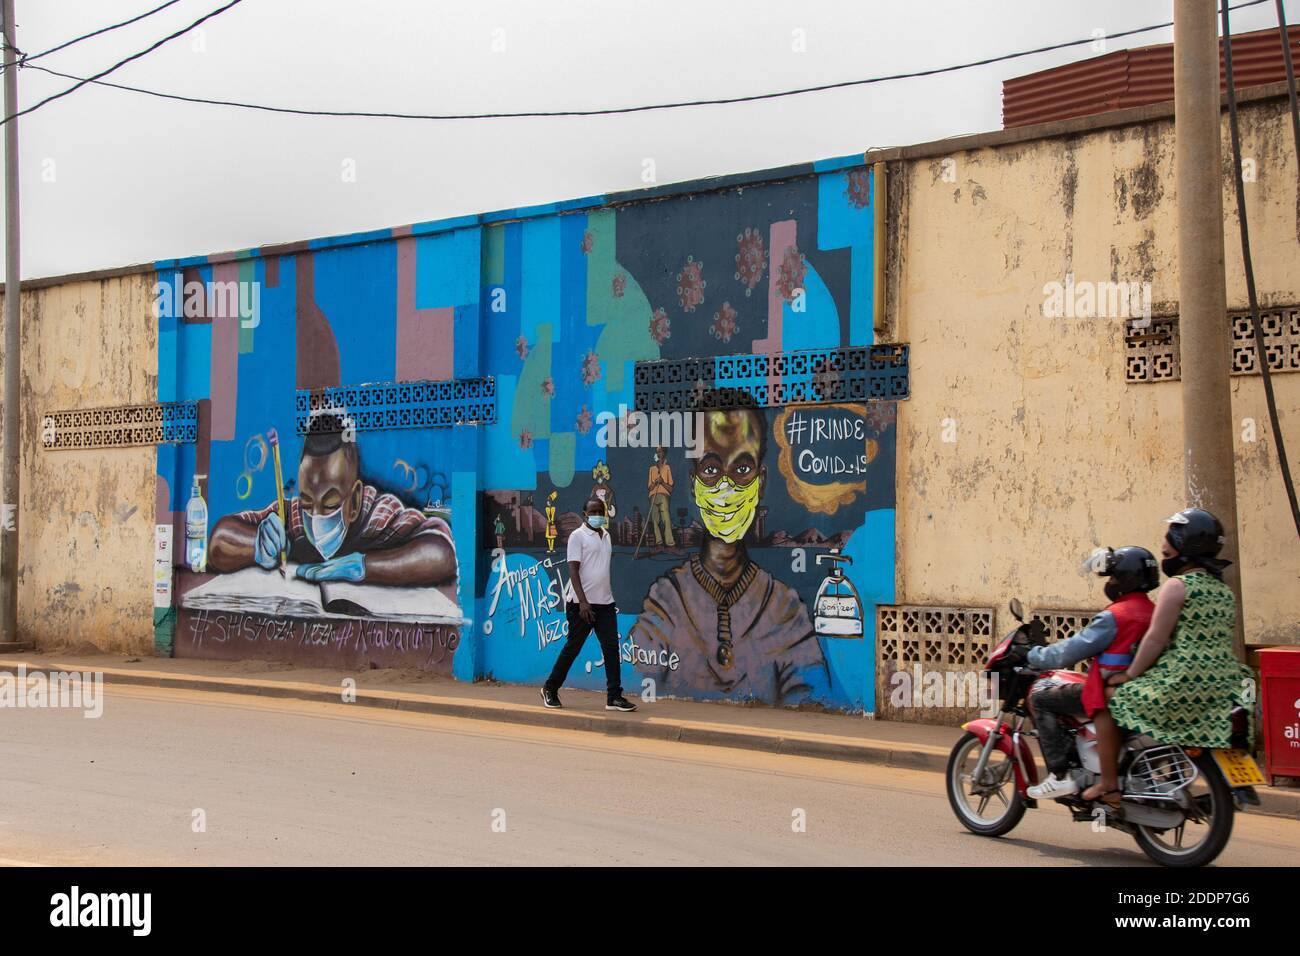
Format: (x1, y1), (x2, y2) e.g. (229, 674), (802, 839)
(1173, 0), (1244, 659)
(0, 0), (23, 651)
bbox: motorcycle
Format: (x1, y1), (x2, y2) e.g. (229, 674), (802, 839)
(945, 598), (1264, 867)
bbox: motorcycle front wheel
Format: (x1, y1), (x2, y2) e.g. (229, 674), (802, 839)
(1131, 752), (1234, 868)
(946, 731), (1026, 836)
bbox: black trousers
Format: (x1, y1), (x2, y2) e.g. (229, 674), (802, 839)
(1031, 681), (1087, 775)
(544, 602), (622, 700)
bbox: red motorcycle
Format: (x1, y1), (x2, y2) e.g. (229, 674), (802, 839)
(945, 599), (1263, 867)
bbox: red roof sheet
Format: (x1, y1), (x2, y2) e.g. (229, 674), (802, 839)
(1003, 25), (1300, 128)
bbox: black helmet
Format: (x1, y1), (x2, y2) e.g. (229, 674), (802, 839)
(1164, 508), (1232, 579)
(1092, 546), (1160, 599)
(1165, 508), (1225, 558)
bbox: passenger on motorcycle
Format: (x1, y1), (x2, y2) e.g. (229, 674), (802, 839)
(1015, 546), (1159, 801)
(1082, 508), (1254, 805)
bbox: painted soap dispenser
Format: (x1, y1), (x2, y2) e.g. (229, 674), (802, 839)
(185, 473), (208, 573)
(814, 549), (863, 637)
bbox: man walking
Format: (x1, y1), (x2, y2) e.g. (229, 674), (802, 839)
(540, 498), (637, 712)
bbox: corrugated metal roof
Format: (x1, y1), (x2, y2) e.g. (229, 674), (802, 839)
(1003, 25), (1300, 128)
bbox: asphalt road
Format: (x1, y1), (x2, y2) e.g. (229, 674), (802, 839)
(2, 685), (1297, 866)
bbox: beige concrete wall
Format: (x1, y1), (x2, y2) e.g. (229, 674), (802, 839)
(0, 274), (158, 652)
(892, 95), (1300, 645)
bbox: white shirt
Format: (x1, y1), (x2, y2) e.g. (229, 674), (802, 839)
(567, 521), (614, 605)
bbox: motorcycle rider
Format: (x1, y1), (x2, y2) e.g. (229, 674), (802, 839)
(1083, 508), (1253, 805)
(1015, 546), (1159, 800)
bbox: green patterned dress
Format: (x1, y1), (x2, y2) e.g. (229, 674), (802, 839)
(1108, 571), (1253, 747)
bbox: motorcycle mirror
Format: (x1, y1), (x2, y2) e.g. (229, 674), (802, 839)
(1009, 598), (1024, 622)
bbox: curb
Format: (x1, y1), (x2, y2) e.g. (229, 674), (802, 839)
(5, 661), (1297, 822)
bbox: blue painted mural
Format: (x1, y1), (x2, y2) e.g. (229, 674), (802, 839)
(153, 155), (903, 712)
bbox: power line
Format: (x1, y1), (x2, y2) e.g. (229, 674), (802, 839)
(1, 0), (185, 73)
(1222, 0), (1300, 536)
(1, 0), (242, 127)
(16, 0), (1275, 123)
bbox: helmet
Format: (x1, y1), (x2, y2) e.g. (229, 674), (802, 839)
(1165, 508), (1225, 558)
(1091, 546), (1160, 599)
(1164, 508), (1232, 579)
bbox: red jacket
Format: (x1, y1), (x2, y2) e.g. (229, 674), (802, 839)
(1082, 591), (1154, 715)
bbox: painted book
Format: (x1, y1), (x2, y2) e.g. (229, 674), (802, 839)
(181, 564), (464, 625)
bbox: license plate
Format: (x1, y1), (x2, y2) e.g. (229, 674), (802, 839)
(1211, 748), (1266, 787)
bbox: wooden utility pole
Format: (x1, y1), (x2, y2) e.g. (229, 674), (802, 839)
(0, 0), (22, 650)
(1174, 0), (1244, 659)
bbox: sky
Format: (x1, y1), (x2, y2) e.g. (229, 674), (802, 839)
(4, 0), (1295, 279)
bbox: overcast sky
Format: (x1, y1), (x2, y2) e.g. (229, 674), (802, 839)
(5, 0), (1294, 279)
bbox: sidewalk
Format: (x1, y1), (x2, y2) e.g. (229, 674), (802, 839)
(5, 651), (1297, 821)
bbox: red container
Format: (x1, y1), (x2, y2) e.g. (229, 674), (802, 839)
(1258, 646), (1300, 785)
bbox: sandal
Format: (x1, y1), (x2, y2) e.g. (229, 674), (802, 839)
(1084, 787), (1123, 809)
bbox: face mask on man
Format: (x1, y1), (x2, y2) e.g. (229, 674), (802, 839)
(304, 506), (348, 560)
(587, 514), (606, 529)
(692, 473), (761, 543)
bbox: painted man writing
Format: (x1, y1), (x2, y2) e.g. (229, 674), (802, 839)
(629, 404), (829, 705)
(208, 416), (456, 586)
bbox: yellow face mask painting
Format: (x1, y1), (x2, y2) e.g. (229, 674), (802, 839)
(692, 474), (762, 543)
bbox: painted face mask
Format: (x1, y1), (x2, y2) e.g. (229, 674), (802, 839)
(693, 473), (761, 543)
(303, 506), (348, 560)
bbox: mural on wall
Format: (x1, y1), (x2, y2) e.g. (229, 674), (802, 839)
(150, 157), (904, 710)
(477, 163), (901, 712)
(155, 227), (485, 675)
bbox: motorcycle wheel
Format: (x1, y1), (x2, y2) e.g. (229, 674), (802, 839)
(946, 731), (1026, 836)
(1131, 752), (1234, 868)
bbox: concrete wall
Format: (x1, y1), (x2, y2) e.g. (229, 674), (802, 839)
(888, 93), (1300, 645)
(1, 275), (158, 652)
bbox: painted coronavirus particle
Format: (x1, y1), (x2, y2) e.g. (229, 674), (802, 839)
(845, 168), (871, 209)
(734, 228), (766, 296)
(776, 246), (807, 302)
(581, 349), (602, 387)
(649, 307), (671, 344)
(575, 405), (593, 434)
(676, 256), (706, 312)
(710, 301), (738, 343)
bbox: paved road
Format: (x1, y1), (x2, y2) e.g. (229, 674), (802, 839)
(2, 686), (1297, 866)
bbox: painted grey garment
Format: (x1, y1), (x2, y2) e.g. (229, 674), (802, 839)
(1027, 610), (1116, 670)
(629, 561), (828, 705)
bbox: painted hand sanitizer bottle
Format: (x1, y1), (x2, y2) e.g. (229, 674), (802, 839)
(185, 474), (208, 573)
(813, 549), (864, 637)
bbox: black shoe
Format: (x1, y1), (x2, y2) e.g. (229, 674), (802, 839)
(540, 686), (562, 709)
(605, 695), (637, 712)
